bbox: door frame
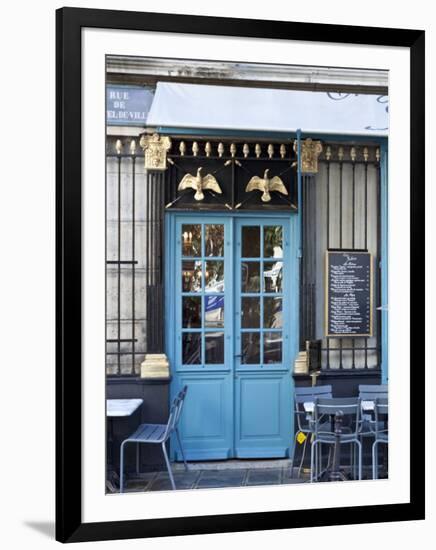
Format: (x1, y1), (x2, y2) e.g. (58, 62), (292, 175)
(165, 211), (299, 460)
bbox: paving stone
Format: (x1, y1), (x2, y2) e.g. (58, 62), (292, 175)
(149, 471), (200, 491)
(196, 469), (247, 489)
(124, 480), (150, 492)
(246, 468), (281, 486)
(127, 472), (157, 482)
(281, 468), (309, 484)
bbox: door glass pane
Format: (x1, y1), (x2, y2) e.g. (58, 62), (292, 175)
(264, 332), (282, 363)
(242, 226), (260, 257)
(264, 226), (283, 258)
(182, 224), (201, 256)
(205, 261), (224, 292)
(241, 297), (260, 328)
(182, 296), (201, 328)
(264, 297), (283, 328)
(182, 333), (202, 364)
(264, 261), (283, 292)
(182, 260), (202, 292)
(241, 261), (260, 292)
(205, 332), (224, 363)
(205, 295), (224, 328)
(241, 333), (260, 364)
(205, 224), (224, 257)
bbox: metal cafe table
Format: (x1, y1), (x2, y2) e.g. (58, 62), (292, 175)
(303, 399), (374, 481)
(106, 399), (143, 491)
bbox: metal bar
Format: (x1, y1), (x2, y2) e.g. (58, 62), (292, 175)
(326, 160), (330, 369)
(339, 159), (343, 369)
(106, 260), (138, 265)
(159, 172), (164, 351)
(364, 162), (368, 250)
(296, 130), (303, 352)
(107, 319), (146, 324)
(320, 346), (378, 351)
(320, 159), (378, 166)
(304, 174), (308, 347)
(352, 161), (356, 369)
(106, 351), (147, 356)
(146, 171), (151, 354)
(364, 161), (368, 368)
(168, 154), (293, 162)
(117, 155), (121, 374)
(107, 338), (138, 343)
(131, 154), (136, 375)
(376, 161), (382, 369)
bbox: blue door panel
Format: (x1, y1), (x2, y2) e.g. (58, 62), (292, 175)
(239, 378), (281, 437)
(167, 213), (297, 461)
(173, 373), (233, 460)
(235, 372), (291, 458)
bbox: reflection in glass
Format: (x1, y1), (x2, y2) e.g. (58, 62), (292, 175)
(182, 296), (201, 328)
(264, 261), (283, 292)
(264, 297), (283, 328)
(205, 225), (224, 257)
(241, 262), (260, 292)
(205, 295), (224, 328)
(264, 226), (283, 258)
(242, 226), (260, 257)
(241, 297), (260, 328)
(182, 333), (201, 364)
(182, 224), (201, 256)
(264, 332), (282, 363)
(241, 333), (260, 364)
(205, 261), (224, 292)
(205, 332), (224, 363)
(182, 261), (202, 292)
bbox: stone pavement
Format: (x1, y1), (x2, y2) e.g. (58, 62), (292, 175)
(118, 465), (308, 493)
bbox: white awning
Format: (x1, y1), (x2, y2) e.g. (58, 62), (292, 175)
(146, 82), (388, 137)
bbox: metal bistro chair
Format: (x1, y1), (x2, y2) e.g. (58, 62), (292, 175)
(310, 397), (362, 482)
(290, 385), (332, 478)
(120, 386), (189, 492)
(358, 384), (388, 436)
(372, 397), (388, 479)
(358, 384), (388, 475)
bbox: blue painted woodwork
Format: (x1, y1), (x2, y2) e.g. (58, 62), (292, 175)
(380, 139), (389, 384)
(166, 213), (297, 460)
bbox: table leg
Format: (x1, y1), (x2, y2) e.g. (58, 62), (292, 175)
(328, 411), (347, 482)
(106, 417), (120, 491)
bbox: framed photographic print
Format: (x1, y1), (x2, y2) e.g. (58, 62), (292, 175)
(56, 7), (425, 543)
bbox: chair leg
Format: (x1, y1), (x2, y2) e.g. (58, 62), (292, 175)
(372, 440), (378, 480)
(289, 431), (299, 476)
(310, 440), (318, 482)
(326, 446), (333, 471)
(162, 442), (176, 490)
(120, 440), (127, 493)
(355, 440), (362, 480)
(136, 443), (140, 475)
(297, 435), (308, 478)
(350, 443), (354, 479)
(317, 441), (322, 478)
(175, 428), (189, 471)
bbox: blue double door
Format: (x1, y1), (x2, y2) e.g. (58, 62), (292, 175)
(167, 214), (297, 460)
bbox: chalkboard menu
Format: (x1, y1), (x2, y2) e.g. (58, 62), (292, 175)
(325, 250), (373, 337)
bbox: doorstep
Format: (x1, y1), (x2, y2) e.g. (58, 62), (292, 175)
(172, 458), (292, 471)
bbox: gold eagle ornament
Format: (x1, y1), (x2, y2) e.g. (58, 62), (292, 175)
(245, 169), (288, 202)
(178, 167), (222, 201)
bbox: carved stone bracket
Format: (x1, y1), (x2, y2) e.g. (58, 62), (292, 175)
(294, 138), (323, 174)
(139, 133), (172, 171)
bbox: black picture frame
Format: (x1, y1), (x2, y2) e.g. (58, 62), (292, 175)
(56, 7), (425, 543)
